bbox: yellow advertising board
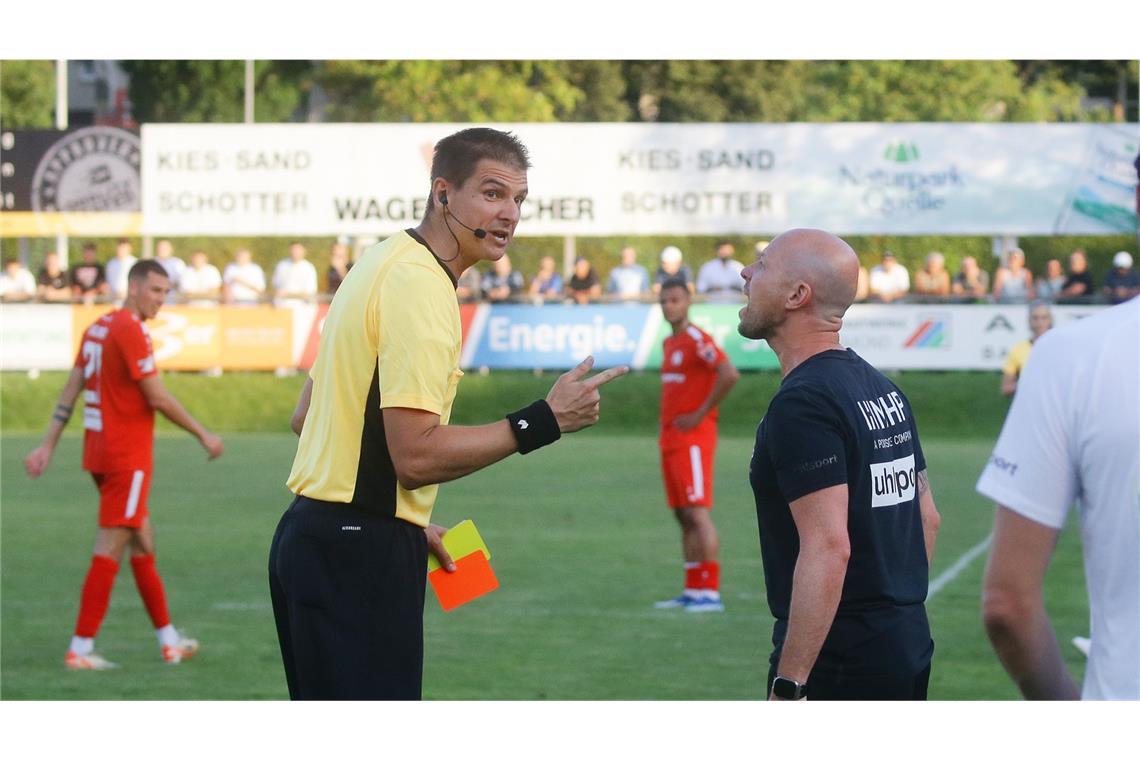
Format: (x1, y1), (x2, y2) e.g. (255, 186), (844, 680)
(71, 305), (292, 370)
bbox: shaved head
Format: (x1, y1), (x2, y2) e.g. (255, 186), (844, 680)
(738, 228), (860, 342)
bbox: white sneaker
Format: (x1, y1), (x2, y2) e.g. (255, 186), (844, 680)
(654, 594), (695, 609)
(684, 597), (725, 613)
(162, 635), (200, 664)
(1071, 636), (1091, 657)
(65, 650), (118, 670)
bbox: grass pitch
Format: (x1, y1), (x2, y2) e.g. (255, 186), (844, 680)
(0, 429), (1089, 700)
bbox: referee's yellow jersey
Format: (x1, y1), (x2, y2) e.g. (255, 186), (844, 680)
(286, 230), (463, 527)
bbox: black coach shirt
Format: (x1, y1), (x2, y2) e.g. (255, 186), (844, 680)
(750, 348), (933, 678)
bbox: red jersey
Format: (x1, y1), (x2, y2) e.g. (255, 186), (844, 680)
(660, 323), (727, 448)
(76, 309), (158, 473)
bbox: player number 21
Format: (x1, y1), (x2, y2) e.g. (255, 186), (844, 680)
(82, 340), (103, 404)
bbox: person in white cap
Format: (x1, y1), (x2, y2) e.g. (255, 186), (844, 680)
(653, 245), (694, 295)
(1102, 251), (1139, 304)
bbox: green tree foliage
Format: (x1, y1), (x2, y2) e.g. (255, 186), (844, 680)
(121, 60), (313, 123)
(316, 61), (633, 122)
(0, 60), (56, 128)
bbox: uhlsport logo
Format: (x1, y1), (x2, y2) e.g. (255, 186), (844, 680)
(903, 314), (950, 349)
(870, 454), (916, 508)
(31, 126), (141, 213)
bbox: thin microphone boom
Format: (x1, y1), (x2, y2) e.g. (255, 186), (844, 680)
(441, 193), (487, 239)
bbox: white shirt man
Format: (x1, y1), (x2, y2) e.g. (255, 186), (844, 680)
(223, 251), (267, 305)
(0, 261), (38, 301)
(868, 253), (910, 302)
(180, 252), (223, 308)
(272, 245), (318, 308)
(104, 244), (138, 303)
(976, 298), (1139, 700)
(696, 242), (744, 302)
(154, 240), (187, 290)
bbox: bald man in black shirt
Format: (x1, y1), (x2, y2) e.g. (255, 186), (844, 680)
(739, 229), (941, 701)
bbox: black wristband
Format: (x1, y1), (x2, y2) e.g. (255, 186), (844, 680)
(506, 400), (561, 455)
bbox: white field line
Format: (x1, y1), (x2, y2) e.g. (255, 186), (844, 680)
(927, 534), (993, 600)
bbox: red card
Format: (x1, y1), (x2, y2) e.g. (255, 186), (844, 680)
(428, 550), (499, 611)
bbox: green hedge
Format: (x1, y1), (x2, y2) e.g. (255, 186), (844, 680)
(2, 368), (1010, 440)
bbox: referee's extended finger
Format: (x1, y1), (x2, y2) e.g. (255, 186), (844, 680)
(584, 364), (630, 389)
(563, 355), (595, 381)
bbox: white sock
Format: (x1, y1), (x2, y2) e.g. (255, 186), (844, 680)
(70, 636), (94, 656)
(156, 624), (180, 647)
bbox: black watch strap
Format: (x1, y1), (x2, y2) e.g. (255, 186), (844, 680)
(771, 675), (807, 700)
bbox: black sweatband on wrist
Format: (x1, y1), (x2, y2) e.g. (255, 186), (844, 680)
(506, 400), (561, 455)
(52, 412), (71, 424)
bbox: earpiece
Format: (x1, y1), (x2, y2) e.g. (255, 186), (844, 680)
(439, 192), (448, 206)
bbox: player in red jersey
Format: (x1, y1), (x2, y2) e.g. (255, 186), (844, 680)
(655, 277), (740, 612)
(25, 260), (225, 670)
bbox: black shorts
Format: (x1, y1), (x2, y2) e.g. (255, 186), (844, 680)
(268, 495), (428, 700)
(765, 661), (931, 701)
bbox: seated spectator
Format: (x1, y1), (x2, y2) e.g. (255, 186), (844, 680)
(1001, 301), (1053, 397)
(867, 251), (910, 302)
(992, 247), (1034, 304)
(104, 239), (137, 304)
(1102, 251), (1139, 304)
(855, 265), (869, 302)
(154, 239), (186, 290)
(482, 254), (525, 302)
(456, 265), (482, 303)
(605, 246), (649, 301)
(1034, 258), (1066, 303)
(71, 243), (108, 305)
(696, 239), (745, 301)
(565, 256), (602, 304)
(180, 250), (223, 307)
(223, 248), (266, 305)
(1058, 249), (1095, 303)
(37, 252), (72, 303)
(326, 243), (353, 296)
(529, 255), (564, 301)
(913, 251), (951, 298)
(652, 245), (694, 295)
(951, 256), (990, 300)
(272, 242), (319, 308)
(0, 258), (37, 302)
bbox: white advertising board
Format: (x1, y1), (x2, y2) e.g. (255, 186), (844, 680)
(141, 123), (1139, 237)
(0, 304), (74, 370)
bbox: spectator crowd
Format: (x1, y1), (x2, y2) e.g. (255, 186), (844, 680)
(2, 239), (1136, 307)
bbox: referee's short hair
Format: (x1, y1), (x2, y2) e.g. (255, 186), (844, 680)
(427, 128), (531, 211)
(128, 259), (170, 282)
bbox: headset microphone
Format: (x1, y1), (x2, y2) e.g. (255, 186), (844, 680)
(440, 192), (487, 239)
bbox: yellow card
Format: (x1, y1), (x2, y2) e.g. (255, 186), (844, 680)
(427, 519), (491, 572)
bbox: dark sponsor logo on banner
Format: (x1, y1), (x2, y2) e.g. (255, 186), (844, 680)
(31, 127), (141, 212)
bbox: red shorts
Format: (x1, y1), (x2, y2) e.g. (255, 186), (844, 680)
(92, 469), (152, 529)
(660, 441), (716, 509)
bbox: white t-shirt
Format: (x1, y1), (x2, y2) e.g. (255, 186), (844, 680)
(105, 255), (138, 300)
(156, 256), (187, 289)
(272, 258), (318, 307)
(180, 264), (223, 306)
(869, 264), (910, 299)
(696, 258), (745, 300)
(0, 267), (37, 299)
(223, 262), (267, 303)
(976, 298), (1139, 700)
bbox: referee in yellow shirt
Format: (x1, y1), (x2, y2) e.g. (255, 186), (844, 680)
(269, 128), (628, 700)
(1001, 301), (1053, 397)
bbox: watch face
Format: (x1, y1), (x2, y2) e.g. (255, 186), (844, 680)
(772, 677), (803, 699)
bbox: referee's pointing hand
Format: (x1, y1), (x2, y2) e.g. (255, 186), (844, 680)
(546, 355), (629, 434)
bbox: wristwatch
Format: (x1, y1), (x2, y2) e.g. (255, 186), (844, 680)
(771, 675), (807, 700)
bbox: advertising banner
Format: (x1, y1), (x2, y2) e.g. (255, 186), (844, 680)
(0, 304), (74, 369)
(70, 305), (292, 370)
(642, 304), (781, 370)
(0, 127), (143, 237)
(141, 123), (1138, 237)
